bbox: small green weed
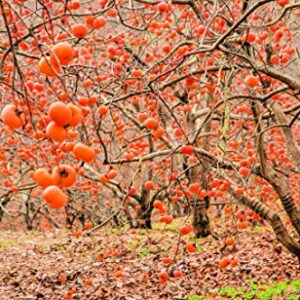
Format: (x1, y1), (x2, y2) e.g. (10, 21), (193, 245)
(140, 248), (150, 257)
(39, 244), (48, 252)
(196, 245), (204, 253)
(54, 243), (64, 251)
(127, 241), (138, 247)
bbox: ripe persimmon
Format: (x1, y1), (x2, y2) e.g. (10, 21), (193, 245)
(107, 8), (118, 17)
(219, 257), (231, 269)
(114, 271), (123, 278)
(237, 221), (250, 229)
(235, 187), (245, 195)
(180, 145), (194, 155)
(72, 230), (82, 237)
(137, 112), (148, 121)
(144, 180), (155, 190)
(159, 272), (168, 284)
(277, 0), (289, 6)
(42, 185), (68, 209)
(68, 104), (82, 127)
(164, 215), (173, 224)
(33, 168), (59, 188)
(189, 182), (200, 193)
(84, 278), (93, 286)
(158, 206), (166, 214)
(85, 15), (95, 26)
(96, 253), (105, 261)
(1, 104), (23, 129)
(141, 274), (149, 282)
(72, 24), (88, 38)
(162, 44), (171, 54)
(67, 129), (78, 139)
(230, 258), (239, 267)
(153, 127), (164, 138)
(131, 69), (142, 77)
(84, 222), (93, 229)
(48, 101), (72, 127)
(162, 257), (173, 265)
(93, 17), (106, 29)
(180, 224), (193, 235)
(38, 56), (61, 77)
(58, 274), (67, 284)
(199, 190), (207, 199)
(97, 105), (108, 116)
(73, 143), (96, 162)
(78, 97), (89, 106)
(239, 167), (250, 177)
(246, 32), (256, 43)
(50, 42), (74, 66)
(185, 242), (196, 253)
(245, 76), (259, 88)
(224, 237), (234, 246)
(157, 2), (169, 12)
(144, 118), (158, 130)
(107, 169), (117, 179)
(46, 121), (67, 142)
(173, 270), (183, 278)
(153, 200), (163, 209)
(99, 174), (109, 184)
(128, 186), (136, 195)
(52, 164), (77, 187)
(69, 0), (81, 9)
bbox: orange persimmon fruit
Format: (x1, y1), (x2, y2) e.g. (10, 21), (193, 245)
(42, 185), (68, 209)
(50, 42), (74, 66)
(73, 142), (96, 162)
(38, 56), (61, 77)
(46, 121), (67, 142)
(33, 168), (59, 188)
(1, 104), (23, 129)
(52, 164), (77, 187)
(48, 101), (72, 127)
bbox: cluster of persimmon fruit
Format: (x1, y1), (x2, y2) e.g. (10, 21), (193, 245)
(1, 42), (98, 209)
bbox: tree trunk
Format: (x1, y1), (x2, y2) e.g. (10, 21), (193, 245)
(0, 194), (11, 222)
(190, 166), (210, 237)
(228, 185), (300, 258)
(249, 97), (300, 257)
(137, 189), (152, 229)
(186, 89), (212, 237)
(192, 195), (210, 237)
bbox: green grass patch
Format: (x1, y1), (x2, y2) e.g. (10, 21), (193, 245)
(187, 296), (202, 300)
(0, 241), (14, 249)
(217, 279), (300, 300)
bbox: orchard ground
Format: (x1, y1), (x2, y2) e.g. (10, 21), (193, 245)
(0, 217), (299, 300)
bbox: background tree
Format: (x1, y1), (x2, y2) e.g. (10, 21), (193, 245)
(1, 0), (300, 260)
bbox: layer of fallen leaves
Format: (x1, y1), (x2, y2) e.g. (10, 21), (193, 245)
(0, 222), (299, 300)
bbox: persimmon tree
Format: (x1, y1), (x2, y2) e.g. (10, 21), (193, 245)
(1, 0), (300, 261)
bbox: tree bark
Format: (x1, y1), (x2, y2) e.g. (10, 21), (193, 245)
(137, 189), (152, 229)
(228, 185), (300, 258)
(190, 166), (210, 237)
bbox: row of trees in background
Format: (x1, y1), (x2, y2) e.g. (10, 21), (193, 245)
(1, 0), (300, 258)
